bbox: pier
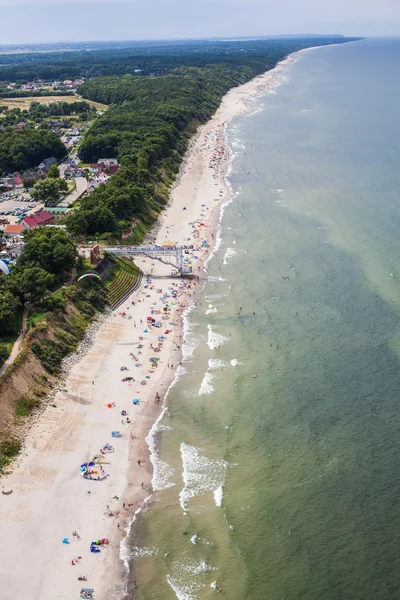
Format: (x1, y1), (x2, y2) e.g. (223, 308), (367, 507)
(104, 245), (194, 275)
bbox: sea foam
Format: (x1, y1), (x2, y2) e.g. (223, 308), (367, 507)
(145, 406), (176, 491)
(208, 358), (225, 370)
(231, 359), (243, 366)
(223, 247), (237, 264)
(207, 324), (229, 350)
(179, 443), (228, 513)
(214, 485), (223, 507)
(167, 558), (215, 600)
(206, 303), (218, 315)
(199, 372), (214, 395)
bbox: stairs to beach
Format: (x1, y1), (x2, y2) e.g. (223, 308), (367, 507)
(106, 260), (142, 309)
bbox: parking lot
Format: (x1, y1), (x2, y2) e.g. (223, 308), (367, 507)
(0, 194), (44, 225)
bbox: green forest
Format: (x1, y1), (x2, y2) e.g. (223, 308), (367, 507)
(0, 128), (65, 174)
(27, 100), (95, 119)
(0, 37), (359, 82)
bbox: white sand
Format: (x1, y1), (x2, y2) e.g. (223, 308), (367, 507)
(0, 53), (301, 600)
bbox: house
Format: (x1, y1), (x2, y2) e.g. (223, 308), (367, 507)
(22, 169), (40, 183)
(89, 160), (120, 177)
(37, 157), (57, 170)
(37, 167), (49, 178)
(87, 181), (101, 194)
(64, 165), (83, 177)
(0, 177), (15, 190)
(98, 158), (118, 168)
(4, 224), (24, 237)
(15, 121), (28, 130)
(22, 210), (53, 230)
(13, 176), (24, 189)
(105, 164), (120, 176)
(46, 207), (72, 215)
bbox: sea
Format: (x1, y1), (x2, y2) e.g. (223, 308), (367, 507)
(124, 38), (400, 599)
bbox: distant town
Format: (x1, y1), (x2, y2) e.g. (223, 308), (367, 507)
(3, 78), (85, 94)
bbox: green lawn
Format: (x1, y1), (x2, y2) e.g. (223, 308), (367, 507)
(67, 179), (77, 193)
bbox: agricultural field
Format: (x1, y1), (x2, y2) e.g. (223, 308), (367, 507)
(0, 94), (108, 111)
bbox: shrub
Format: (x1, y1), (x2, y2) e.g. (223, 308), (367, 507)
(15, 394), (41, 417)
(0, 344), (10, 368)
(0, 437), (21, 472)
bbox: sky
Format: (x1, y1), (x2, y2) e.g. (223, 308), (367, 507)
(0, 0), (399, 44)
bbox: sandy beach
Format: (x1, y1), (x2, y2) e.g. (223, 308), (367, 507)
(0, 52), (302, 600)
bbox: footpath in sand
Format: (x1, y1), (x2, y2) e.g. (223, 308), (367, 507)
(0, 55), (299, 600)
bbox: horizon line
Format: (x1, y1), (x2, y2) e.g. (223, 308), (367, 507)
(0, 34), (368, 49)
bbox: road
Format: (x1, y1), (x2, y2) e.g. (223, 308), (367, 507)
(59, 176), (87, 208)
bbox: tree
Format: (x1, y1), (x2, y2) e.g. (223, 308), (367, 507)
(22, 176), (37, 189)
(18, 227), (77, 276)
(0, 290), (20, 333)
(17, 267), (54, 304)
(47, 164), (60, 179)
(31, 178), (66, 206)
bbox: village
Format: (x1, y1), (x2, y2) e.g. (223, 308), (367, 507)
(0, 150), (120, 261)
(3, 77), (86, 94)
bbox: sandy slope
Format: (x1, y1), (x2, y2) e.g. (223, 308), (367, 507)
(0, 53), (299, 600)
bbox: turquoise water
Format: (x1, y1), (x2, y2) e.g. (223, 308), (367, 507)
(128, 39), (400, 599)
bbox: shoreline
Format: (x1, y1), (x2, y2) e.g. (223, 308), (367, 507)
(0, 47), (313, 600)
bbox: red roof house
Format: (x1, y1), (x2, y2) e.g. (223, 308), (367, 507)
(106, 165), (120, 176)
(13, 176), (24, 188)
(22, 210), (53, 230)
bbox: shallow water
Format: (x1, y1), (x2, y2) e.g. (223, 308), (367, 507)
(127, 39), (400, 599)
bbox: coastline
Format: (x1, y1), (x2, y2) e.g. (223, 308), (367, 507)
(0, 47), (310, 600)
